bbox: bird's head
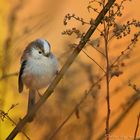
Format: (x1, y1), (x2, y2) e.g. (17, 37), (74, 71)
(23, 38), (52, 60)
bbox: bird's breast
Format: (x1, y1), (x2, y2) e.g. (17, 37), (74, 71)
(23, 56), (58, 89)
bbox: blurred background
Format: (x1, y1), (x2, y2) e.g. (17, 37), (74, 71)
(0, 0), (140, 140)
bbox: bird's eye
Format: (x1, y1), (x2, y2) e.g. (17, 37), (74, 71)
(38, 51), (42, 54)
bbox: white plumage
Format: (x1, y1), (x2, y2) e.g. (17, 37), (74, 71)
(18, 38), (59, 121)
(22, 51), (58, 89)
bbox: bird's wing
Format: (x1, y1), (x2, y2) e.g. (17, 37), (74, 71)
(18, 60), (27, 93)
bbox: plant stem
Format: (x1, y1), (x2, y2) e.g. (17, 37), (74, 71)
(6, 1), (115, 139)
(105, 35), (111, 140)
(134, 112), (140, 140)
(103, 13), (111, 140)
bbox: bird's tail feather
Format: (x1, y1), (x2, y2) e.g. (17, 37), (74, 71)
(27, 89), (36, 122)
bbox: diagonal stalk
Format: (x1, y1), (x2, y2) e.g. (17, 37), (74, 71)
(6, 0), (115, 139)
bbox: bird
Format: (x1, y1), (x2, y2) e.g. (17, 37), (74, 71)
(18, 38), (59, 121)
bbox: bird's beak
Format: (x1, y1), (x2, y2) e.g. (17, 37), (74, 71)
(44, 52), (51, 57)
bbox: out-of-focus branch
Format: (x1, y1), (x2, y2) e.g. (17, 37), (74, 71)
(49, 32), (139, 140)
(0, 109), (30, 140)
(0, 104), (30, 140)
(6, 1), (115, 139)
(134, 112), (140, 140)
(34, 27), (139, 140)
(48, 75), (104, 140)
(48, 91), (89, 140)
(2, 1), (23, 76)
(97, 92), (140, 140)
(0, 72), (18, 81)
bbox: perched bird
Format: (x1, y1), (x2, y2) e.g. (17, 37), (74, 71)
(18, 38), (59, 121)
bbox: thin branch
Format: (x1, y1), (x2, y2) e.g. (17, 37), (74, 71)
(5, 113), (30, 140)
(58, 46), (105, 69)
(111, 41), (135, 66)
(97, 92), (140, 140)
(48, 75), (105, 140)
(103, 5), (111, 139)
(108, 0), (139, 42)
(134, 112), (140, 140)
(95, 27), (103, 34)
(48, 25), (139, 140)
(87, 42), (106, 57)
(0, 72), (18, 81)
(104, 34), (111, 140)
(87, 6), (100, 14)
(108, 34), (115, 42)
(88, 0), (104, 6)
(82, 50), (106, 73)
(6, 1), (115, 139)
(0, 109), (30, 140)
(48, 92), (89, 140)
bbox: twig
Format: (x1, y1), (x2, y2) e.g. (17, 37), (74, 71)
(134, 112), (140, 140)
(48, 75), (104, 140)
(97, 92), (140, 140)
(48, 91), (89, 140)
(49, 22), (139, 140)
(0, 72), (18, 81)
(87, 6), (100, 14)
(82, 50), (106, 73)
(0, 109), (30, 140)
(87, 42), (106, 57)
(6, 1), (115, 139)
(5, 113), (30, 140)
(111, 41), (134, 66)
(104, 34), (111, 140)
(103, 3), (111, 139)
(68, 43), (106, 73)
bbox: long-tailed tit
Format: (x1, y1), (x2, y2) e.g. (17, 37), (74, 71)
(18, 38), (59, 121)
